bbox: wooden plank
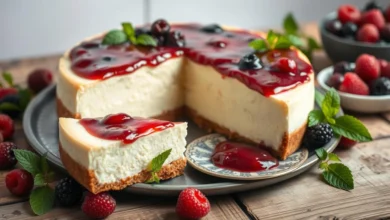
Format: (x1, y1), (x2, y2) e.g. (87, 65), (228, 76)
(355, 114), (390, 140)
(237, 137), (390, 220)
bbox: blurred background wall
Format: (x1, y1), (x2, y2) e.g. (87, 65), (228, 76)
(0, 0), (388, 60)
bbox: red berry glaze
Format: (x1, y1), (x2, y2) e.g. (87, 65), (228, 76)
(271, 57), (298, 74)
(0, 114), (14, 140)
(339, 72), (369, 95)
(361, 9), (386, 29)
(355, 54), (380, 82)
(338, 137), (357, 148)
(357, 24), (380, 43)
(5, 169), (34, 196)
(27, 69), (53, 93)
(176, 188), (211, 219)
(338, 5), (361, 24)
(0, 88), (18, 100)
(0, 142), (17, 169)
(82, 192), (116, 219)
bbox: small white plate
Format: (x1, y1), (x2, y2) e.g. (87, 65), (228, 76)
(317, 65), (390, 113)
(185, 134), (309, 181)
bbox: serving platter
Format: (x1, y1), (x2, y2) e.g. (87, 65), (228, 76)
(23, 84), (341, 196)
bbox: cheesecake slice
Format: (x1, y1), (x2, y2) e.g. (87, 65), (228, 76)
(59, 113), (187, 194)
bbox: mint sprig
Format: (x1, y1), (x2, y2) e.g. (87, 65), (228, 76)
(13, 149), (55, 215)
(315, 148), (354, 191)
(102, 22), (157, 47)
(146, 149), (172, 183)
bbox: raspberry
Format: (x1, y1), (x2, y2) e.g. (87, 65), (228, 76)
(5, 169), (34, 196)
(0, 114), (14, 140)
(338, 137), (357, 148)
(0, 142), (17, 169)
(355, 54), (380, 82)
(339, 72), (369, 95)
(271, 57), (298, 74)
(361, 9), (386, 29)
(370, 77), (390, 95)
(82, 192), (116, 219)
(176, 188), (211, 219)
(338, 5), (361, 24)
(27, 69), (53, 93)
(357, 24), (380, 43)
(304, 123), (334, 147)
(0, 88), (18, 100)
(55, 177), (84, 206)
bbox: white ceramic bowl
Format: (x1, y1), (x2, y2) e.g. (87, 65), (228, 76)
(317, 65), (390, 113)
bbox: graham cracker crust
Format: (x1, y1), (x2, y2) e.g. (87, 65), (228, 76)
(59, 144), (186, 194)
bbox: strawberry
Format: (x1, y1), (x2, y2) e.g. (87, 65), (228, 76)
(5, 169), (34, 196)
(356, 24), (380, 43)
(81, 192), (116, 219)
(176, 188), (211, 219)
(338, 137), (357, 148)
(361, 9), (386, 29)
(355, 54), (380, 82)
(339, 72), (369, 95)
(0, 114), (14, 140)
(0, 142), (17, 169)
(0, 88), (18, 100)
(337, 5), (361, 24)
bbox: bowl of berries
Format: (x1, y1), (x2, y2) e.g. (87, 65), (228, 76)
(317, 53), (390, 113)
(320, 2), (390, 63)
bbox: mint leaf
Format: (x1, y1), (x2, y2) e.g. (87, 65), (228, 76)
(283, 13), (299, 35)
(266, 30), (279, 48)
(248, 39), (268, 51)
(102, 30), (127, 45)
(137, 34), (157, 47)
(274, 35), (293, 49)
(148, 149), (172, 172)
(34, 173), (46, 186)
(40, 153), (49, 174)
(308, 110), (325, 127)
(315, 148), (328, 161)
(146, 172), (160, 184)
(122, 22), (136, 44)
(18, 88), (32, 110)
(321, 88), (340, 119)
(0, 102), (20, 111)
(2, 72), (13, 87)
(331, 115), (372, 142)
(30, 186), (55, 215)
(323, 163), (354, 191)
(315, 90), (325, 107)
(308, 37), (321, 50)
(13, 149), (41, 175)
(328, 153), (341, 162)
(319, 162), (328, 170)
(287, 34), (304, 47)
(46, 171), (56, 183)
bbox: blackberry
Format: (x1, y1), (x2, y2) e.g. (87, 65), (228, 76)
(55, 177), (83, 206)
(304, 123), (333, 148)
(370, 77), (390, 95)
(0, 94), (21, 119)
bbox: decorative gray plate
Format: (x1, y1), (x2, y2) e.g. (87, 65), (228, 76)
(23, 85), (341, 196)
(186, 134), (308, 180)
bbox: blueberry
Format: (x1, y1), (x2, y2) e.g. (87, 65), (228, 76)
(151, 19), (170, 37)
(166, 31), (186, 47)
(370, 77), (390, 95)
(333, 61), (354, 74)
(0, 94), (21, 118)
(325, 19), (343, 37)
(326, 73), (344, 89)
(363, 1), (382, 12)
(380, 24), (390, 42)
(238, 54), (263, 70)
(201, 24), (224, 34)
(135, 27), (152, 37)
(342, 22), (358, 37)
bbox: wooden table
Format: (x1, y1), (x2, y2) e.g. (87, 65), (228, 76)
(0, 25), (390, 220)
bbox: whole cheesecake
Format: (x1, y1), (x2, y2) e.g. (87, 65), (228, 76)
(57, 21), (315, 160)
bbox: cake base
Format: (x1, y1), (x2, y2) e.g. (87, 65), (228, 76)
(59, 145), (187, 194)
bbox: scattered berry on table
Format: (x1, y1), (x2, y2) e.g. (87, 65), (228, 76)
(355, 54), (380, 82)
(0, 88), (18, 100)
(27, 68), (53, 93)
(325, 19), (343, 36)
(338, 4), (361, 24)
(5, 169), (34, 196)
(339, 72), (370, 95)
(327, 73), (344, 89)
(176, 187), (211, 219)
(304, 123), (334, 148)
(0, 114), (14, 140)
(338, 137), (357, 148)
(0, 142), (17, 169)
(0, 94), (21, 119)
(82, 192), (116, 219)
(370, 77), (390, 95)
(361, 9), (386, 29)
(55, 177), (84, 207)
(357, 24), (380, 43)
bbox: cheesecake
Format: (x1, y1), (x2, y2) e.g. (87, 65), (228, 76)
(59, 113), (187, 194)
(57, 21), (315, 160)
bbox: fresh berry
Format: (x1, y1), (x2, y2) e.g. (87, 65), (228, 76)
(55, 177), (84, 206)
(5, 169), (34, 196)
(82, 192), (116, 219)
(304, 123), (334, 147)
(325, 19), (343, 36)
(364, 1), (382, 12)
(338, 137), (357, 148)
(327, 73), (344, 89)
(382, 62), (390, 78)
(341, 22), (358, 37)
(379, 59), (388, 74)
(271, 57), (298, 74)
(370, 77), (390, 95)
(0, 95), (21, 119)
(176, 188), (211, 219)
(361, 9), (386, 29)
(151, 19), (170, 37)
(0, 142), (17, 169)
(0, 88), (18, 100)
(355, 54), (380, 82)
(339, 72), (369, 95)
(333, 61), (355, 74)
(0, 114), (14, 140)
(386, 6), (390, 22)
(357, 24), (380, 43)
(380, 24), (390, 42)
(201, 24), (224, 33)
(135, 27), (152, 37)
(166, 31), (186, 47)
(238, 54), (263, 70)
(27, 69), (53, 93)
(338, 5), (361, 24)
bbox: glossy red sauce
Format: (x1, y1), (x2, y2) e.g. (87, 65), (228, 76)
(70, 24), (312, 96)
(79, 113), (174, 144)
(211, 141), (279, 172)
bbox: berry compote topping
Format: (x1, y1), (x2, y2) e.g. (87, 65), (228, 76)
(211, 141), (278, 172)
(70, 23), (312, 96)
(79, 113), (174, 144)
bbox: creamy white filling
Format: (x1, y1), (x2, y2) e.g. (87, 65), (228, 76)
(59, 118), (187, 184)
